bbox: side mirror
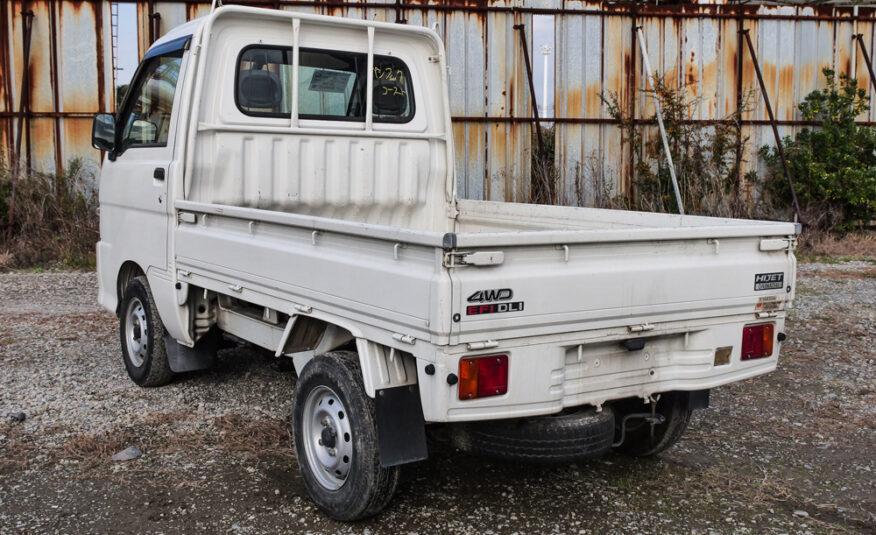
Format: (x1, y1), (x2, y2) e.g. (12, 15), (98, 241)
(91, 113), (115, 152)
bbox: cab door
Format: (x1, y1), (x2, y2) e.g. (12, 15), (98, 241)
(99, 46), (186, 275)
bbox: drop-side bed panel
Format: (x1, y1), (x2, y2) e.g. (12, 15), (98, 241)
(173, 201), (453, 344)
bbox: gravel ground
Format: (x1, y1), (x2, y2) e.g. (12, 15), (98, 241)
(0, 262), (874, 534)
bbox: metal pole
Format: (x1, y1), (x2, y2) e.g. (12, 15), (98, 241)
(394, 0), (406, 24)
(734, 14), (744, 193)
(541, 45), (552, 116)
(635, 26), (684, 215)
(854, 34), (876, 96)
(147, 0), (155, 43)
(852, 7), (859, 76)
(8, 10), (34, 245)
(627, 2), (638, 204)
(513, 23), (551, 203)
(740, 29), (803, 223)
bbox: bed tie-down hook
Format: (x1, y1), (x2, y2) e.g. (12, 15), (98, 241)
(556, 244), (570, 262)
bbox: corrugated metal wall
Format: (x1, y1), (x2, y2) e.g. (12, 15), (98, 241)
(555, 2), (876, 205)
(0, 0), (113, 177)
(3, 0), (876, 208)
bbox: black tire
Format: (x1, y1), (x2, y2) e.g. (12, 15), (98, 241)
(612, 392), (691, 457)
(291, 351), (399, 521)
(452, 406), (615, 463)
(119, 275), (174, 387)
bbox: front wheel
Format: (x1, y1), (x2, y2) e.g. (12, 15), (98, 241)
(291, 351), (399, 521)
(119, 276), (174, 387)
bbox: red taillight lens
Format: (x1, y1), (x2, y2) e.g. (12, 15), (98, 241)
(741, 323), (774, 361)
(458, 354), (508, 400)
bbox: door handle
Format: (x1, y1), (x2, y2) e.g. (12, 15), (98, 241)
(153, 168), (165, 180)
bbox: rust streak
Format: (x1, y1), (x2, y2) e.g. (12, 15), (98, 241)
(778, 64), (794, 121)
(94, 2), (106, 113)
(0, 0), (14, 164)
(49, 0), (63, 173)
(584, 82), (601, 117)
(566, 85), (582, 118)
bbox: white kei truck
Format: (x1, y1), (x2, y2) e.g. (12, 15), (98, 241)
(91, 5), (798, 521)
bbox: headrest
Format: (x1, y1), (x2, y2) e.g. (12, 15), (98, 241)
(238, 69), (282, 110)
(373, 79), (408, 116)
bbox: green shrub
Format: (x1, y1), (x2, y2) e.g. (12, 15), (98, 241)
(760, 69), (876, 230)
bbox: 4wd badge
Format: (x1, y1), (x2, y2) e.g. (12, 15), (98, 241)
(466, 288), (524, 316)
(754, 272), (784, 291)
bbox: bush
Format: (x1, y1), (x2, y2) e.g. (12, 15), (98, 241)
(761, 69), (876, 230)
(0, 157), (99, 270)
(601, 79), (772, 218)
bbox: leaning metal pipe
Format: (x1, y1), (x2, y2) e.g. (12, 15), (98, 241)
(8, 10), (34, 245)
(740, 29), (803, 224)
(636, 26), (684, 215)
(854, 34), (876, 96)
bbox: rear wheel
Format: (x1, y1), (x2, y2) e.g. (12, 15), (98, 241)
(612, 392), (691, 457)
(119, 276), (174, 387)
(291, 351), (399, 521)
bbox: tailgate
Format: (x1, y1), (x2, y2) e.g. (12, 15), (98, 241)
(448, 233), (796, 345)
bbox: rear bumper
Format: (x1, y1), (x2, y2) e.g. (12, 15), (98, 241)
(418, 314), (784, 423)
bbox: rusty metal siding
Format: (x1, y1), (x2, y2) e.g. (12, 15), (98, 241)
(1, 0), (109, 177)
(6, 0), (876, 210)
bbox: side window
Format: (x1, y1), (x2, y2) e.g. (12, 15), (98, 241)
(119, 53), (183, 151)
(236, 46), (414, 123)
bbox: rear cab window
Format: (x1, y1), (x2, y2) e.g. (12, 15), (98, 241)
(235, 45), (414, 123)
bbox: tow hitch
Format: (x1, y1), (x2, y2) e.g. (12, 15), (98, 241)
(612, 395), (666, 447)
(612, 412), (666, 447)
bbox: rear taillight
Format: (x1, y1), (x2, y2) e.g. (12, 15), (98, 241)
(741, 323), (774, 360)
(458, 354), (508, 400)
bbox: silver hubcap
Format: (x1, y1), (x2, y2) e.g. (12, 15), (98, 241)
(302, 385), (353, 490)
(125, 297), (149, 367)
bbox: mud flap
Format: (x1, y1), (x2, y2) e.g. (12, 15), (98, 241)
(683, 389), (710, 411)
(375, 384), (428, 467)
(165, 329), (218, 373)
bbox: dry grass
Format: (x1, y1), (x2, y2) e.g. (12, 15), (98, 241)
(797, 230), (875, 261)
(46, 413), (294, 472)
(0, 424), (41, 472)
(214, 414), (294, 460)
(0, 158), (98, 270)
(62, 430), (140, 468)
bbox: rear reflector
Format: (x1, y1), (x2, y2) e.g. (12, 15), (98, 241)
(714, 346), (732, 366)
(741, 323), (774, 361)
(458, 354), (508, 400)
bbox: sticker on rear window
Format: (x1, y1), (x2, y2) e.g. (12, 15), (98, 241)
(754, 272), (784, 291)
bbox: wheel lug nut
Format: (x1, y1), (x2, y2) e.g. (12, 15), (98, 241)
(328, 448), (337, 456)
(322, 418), (330, 426)
(318, 438), (323, 446)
